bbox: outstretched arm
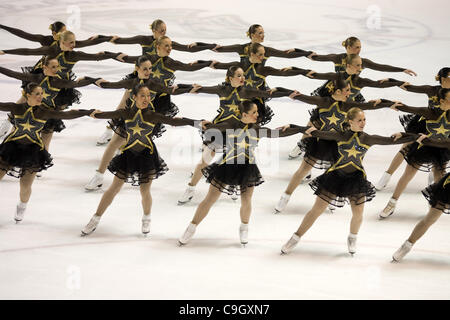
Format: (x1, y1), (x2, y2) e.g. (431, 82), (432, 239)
(0, 66), (38, 82)
(75, 35), (114, 48)
(264, 66), (313, 77)
(147, 112), (198, 127)
(365, 132), (418, 145)
(52, 76), (100, 89)
(38, 108), (95, 120)
(170, 59), (213, 72)
(265, 46), (313, 58)
(211, 44), (245, 54)
(172, 41), (217, 52)
(362, 58), (416, 76)
(0, 102), (20, 112)
(2, 46), (52, 56)
(358, 77), (406, 88)
(0, 24), (49, 45)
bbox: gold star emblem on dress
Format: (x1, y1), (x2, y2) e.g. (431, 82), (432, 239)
(122, 109), (156, 153)
(130, 123), (144, 136)
(222, 125), (259, 164)
(326, 112), (340, 125)
(245, 78), (255, 86)
(20, 119), (36, 132)
(344, 145), (362, 159)
(426, 111), (450, 139)
(6, 106), (46, 149)
(330, 133), (370, 175)
(226, 102), (239, 113)
(151, 68), (163, 79)
(41, 90), (51, 100)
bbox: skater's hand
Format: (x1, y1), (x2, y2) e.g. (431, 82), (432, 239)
(390, 101), (403, 111)
(379, 78), (389, 83)
(0, 50), (5, 55)
(403, 69), (417, 76)
(305, 126), (317, 136)
(189, 84), (202, 93)
(285, 48), (295, 54)
(187, 42), (197, 48)
(76, 77), (85, 82)
(200, 120), (211, 130)
(95, 78), (108, 87)
(88, 35), (99, 40)
(289, 91), (301, 99)
(211, 44), (222, 52)
(400, 82), (411, 90)
(209, 60), (219, 68)
(371, 99), (382, 106)
(390, 132), (403, 141)
(416, 133), (427, 144)
(307, 52), (317, 60)
(116, 53), (127, 62)
(281, 67), (292, 72)
(306, 70), (316, 78)
(277, 124), (291, 132)
(109, 35), (120, 43)
(89, 109), (101, 118)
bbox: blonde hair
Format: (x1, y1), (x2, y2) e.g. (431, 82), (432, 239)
(150, 19), (165, 31)
(56, 30), (75, 42)
(343, 107), (363, 130)
(156, 35), (170, 46)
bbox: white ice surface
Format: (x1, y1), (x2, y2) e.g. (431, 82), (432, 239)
(0, 0), (449, 300)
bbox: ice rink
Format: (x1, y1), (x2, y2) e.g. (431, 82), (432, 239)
(0, 0), (449, 300)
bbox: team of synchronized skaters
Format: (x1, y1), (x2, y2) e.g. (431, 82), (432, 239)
(0, 20), (448, 263)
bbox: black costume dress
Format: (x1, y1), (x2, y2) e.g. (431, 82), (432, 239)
(93, 106), (198, 186)
(292, 94), (395, 169)
(201, 119), (303, 195)
(293, 128), (416, 208)
(0, 102), (93, 177)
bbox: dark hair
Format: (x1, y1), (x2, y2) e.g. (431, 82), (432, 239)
(438, 88), (450, 100)
(246, 24), (262, 38)
(248, 42), (264, 55)
(132, 83), (149, 96)
(135, 55), (151, 68)
(49, 21), (65, 33)
(342, 36), (360, 48)
(150, 19), (165, 32)
(23, 82), (40, 96)
(43, 55), (58, 66)
(225, 66), (242, 83)
(333, 78), (349, 93)
(239, 100), (256, 115)
(436, 67), (450, 83)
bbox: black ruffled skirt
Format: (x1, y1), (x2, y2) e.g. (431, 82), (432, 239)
(202, 163), (264, 195)
(108, 147), (168, 186)
(422, 173), (449, 214)
(309, 169), (376, 208)
(399, 114), (427, 134)
(400, 142), (450, 172)
(298, 137), (340, 169)
(0, 141), (53, 178)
